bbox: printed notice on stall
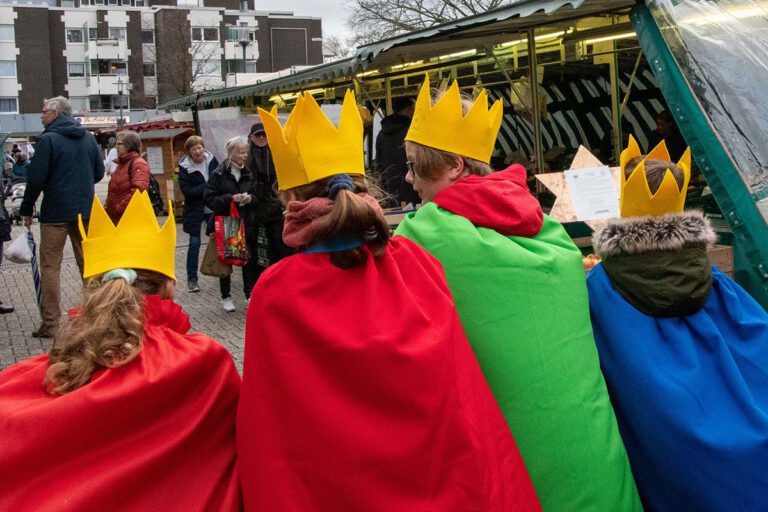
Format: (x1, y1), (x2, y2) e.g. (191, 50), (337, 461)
(564, 166), (619, 221)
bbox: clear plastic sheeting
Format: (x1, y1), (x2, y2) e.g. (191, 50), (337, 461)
(647, 0), (768, 210)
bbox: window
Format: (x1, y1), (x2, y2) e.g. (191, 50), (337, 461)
(0, 98), (18, 113)
(135, 0), (144, 5)
(0, 61), (16, 77)
(108, 0), (117, 4)
(142, 63), (155, 77)
(177, 0), (199, 5)
(191, 27), (219, 42)
(68, 63), (86, 77)
(226, 26), (255, 42)
(108, 28), (126, 41)
(61, 0), (74, 6)
(88, 28), (98, 41)
(66, 28), (84, 44)
(227, 60), (256, 73)
(193, 59), (221, 76)
(70, 97), (87, 112)
(0, 25), (14, 42)
(141, 30), (154, 44)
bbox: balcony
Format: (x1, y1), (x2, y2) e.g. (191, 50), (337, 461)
(224, 40), (258, 61)
(85, 39), (128, 61)
(87, 75), (130, 96)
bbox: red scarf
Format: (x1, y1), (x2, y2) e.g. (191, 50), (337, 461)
(282, 194), (383, 248)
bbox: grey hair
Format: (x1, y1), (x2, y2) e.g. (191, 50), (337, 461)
(44, 96), (72, 117)
(225, 136), (248, 158)
(117, 131), (142, 154)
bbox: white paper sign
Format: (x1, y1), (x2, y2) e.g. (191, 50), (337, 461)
(564, 166), (619, 221)
(145, 146), (164, 176)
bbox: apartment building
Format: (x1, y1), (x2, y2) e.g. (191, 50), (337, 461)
(0, 0), (322, 124)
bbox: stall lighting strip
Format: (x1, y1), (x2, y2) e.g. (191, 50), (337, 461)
(391, 60), (424, 70)
(437, 49), (477, 60)
(500, 30), (568, 47)
(584, 31), (637, 44)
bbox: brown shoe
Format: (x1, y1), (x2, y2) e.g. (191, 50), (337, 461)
(32, 326), (57, 338)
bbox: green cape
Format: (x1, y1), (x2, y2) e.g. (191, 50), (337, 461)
(396, 205), (641, 511)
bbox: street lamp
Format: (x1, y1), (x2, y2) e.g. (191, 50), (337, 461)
(116, 76), (124, 127)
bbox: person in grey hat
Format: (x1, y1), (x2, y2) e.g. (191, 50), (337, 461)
(244, 122), (293, 294)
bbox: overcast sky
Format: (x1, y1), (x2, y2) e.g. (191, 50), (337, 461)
(259, 0), (352, 39)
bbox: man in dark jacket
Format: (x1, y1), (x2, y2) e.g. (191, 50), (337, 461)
(20, 96), (104, 338)
(375, 97), (419, 206)
(178, 135), (219, 292)
(245, 123), (292, 284)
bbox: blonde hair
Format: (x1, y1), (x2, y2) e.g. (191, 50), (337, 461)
(279, 175), (390, 269)
(406, 86), (492, 181)
(44, 270), (171, 395)
(225, 136), (248, 158)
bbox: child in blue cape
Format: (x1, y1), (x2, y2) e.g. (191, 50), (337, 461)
(587, 136), (768, 512)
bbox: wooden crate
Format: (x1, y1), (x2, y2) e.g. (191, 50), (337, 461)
(708, 244), (733, 278)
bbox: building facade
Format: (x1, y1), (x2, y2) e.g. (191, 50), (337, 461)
(0, 0), (322, 122)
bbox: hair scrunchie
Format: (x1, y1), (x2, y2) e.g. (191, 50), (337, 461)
(326, 173), (355, 199)
(102, 269), (138, 285)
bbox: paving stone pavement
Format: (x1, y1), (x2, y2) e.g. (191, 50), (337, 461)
(0, 177), (248, 373)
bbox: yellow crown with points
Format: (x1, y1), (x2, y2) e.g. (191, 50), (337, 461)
(405, 74), (503, 164)
(258, 90), (365, 190)
(78, 191), (176, 280)
(620, 135), (691, 217)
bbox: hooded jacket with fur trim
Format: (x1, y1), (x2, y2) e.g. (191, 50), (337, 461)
(592, 210), (717, 317)
(395, 165), (642, 512)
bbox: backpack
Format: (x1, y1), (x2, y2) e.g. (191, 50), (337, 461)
(128, 159), (165, 215)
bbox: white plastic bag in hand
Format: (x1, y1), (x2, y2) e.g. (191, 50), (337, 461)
(6, 232), (33, 263)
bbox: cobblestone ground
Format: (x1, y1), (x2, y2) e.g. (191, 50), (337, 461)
(0, 178), (248, 373)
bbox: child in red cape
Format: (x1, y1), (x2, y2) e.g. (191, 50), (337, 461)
(0, 191), (242, 511)
(236, 91), (540, 511)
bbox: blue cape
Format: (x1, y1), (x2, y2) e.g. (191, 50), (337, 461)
(587, 265), (768, 511)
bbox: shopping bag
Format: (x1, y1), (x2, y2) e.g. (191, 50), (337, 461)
(200, 234), (232, 278)
(214, 200), (250, 266)
(6, 231), (32, 263)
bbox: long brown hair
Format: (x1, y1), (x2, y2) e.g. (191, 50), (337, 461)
(280, 175), (390, 269)
(44, 270), (171, 395)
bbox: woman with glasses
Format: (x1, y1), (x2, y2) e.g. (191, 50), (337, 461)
(104, 130), (150, 223)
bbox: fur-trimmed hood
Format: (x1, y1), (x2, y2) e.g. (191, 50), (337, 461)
(593, 210), (716, 258)
(591, 210), (716, 318)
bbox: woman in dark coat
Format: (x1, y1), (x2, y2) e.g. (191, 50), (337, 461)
(203, 136), (257, 312)
(245, 123), (293, 283)
(178, 135), (219, 292)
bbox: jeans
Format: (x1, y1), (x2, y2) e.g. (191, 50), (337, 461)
(187, 233), (201, 283)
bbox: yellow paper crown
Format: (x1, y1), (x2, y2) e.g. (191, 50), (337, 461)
(405, 74), (503, 163)
(619, 134), (691, 217)
(257, 90), (365, 190)
(78, 191), (176, 280)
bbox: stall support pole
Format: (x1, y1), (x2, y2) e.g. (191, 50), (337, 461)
(526, 29), (544, 174)
(485, 45), (534, 120)
(384, 77), (392, 115)
(608, 43), (622, 161)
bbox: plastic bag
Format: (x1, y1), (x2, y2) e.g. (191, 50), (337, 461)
(6, 232), (32, 263)
(200, 234), (233, 278)
(214, 200), (250, 266)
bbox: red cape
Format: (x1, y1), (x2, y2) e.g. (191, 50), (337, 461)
(237, 237), (540, 511)
(0, 295), (242, 512)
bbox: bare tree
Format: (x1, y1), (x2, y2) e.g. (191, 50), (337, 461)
(323, 34), (355, 62)
(347, 0), (512, 45)
(149, 13), (223, 103)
